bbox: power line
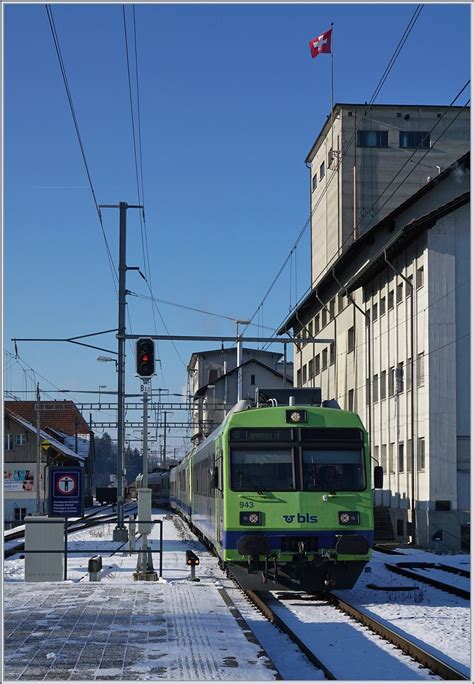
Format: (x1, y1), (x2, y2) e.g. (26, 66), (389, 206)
(44, 4), (118, 293)
(128, 290), (276, 331)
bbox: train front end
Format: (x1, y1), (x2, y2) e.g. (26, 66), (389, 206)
(220, 406), (377, 591)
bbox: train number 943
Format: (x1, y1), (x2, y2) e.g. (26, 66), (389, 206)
(239, 501), (254, 508)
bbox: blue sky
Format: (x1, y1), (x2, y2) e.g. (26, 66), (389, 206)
(4, 2), (470, 452)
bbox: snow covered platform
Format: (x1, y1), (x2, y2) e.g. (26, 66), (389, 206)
(4, 581), (277, 681)
(4, 512), (278, 681)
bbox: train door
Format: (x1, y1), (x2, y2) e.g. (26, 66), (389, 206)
(214, 445), (223, 547)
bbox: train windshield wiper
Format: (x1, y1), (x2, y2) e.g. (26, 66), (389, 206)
(237, 469), (267, 495)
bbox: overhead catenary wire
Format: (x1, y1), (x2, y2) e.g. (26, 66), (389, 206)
(44, 4), (118, 293)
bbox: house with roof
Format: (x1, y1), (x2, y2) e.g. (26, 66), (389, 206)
(4, 401), (93, 522)
(188, 348), (293, 443)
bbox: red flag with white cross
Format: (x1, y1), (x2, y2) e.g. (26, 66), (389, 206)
(309, 28), (332, 58)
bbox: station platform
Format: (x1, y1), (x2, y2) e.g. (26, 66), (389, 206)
(4, 512), (278, 681)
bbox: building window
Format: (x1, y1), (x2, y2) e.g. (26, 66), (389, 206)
(396, 282), (403, 304)
(4, 434), (13, 451)
(407, 274), (414, 296)
(366, 378), (370, 405)
(416, 265), (424, 289)
(417, 352), (425, 387)
(302, 365), (307, 385)
(348, 327), (355, 353)
(338, 293), (344, 313)
(417, 437), (425, 471)
(381, 444), (387, 473)
(321, 309), (327, 328)
(312, 174), (318, 192)
(398, 443), (404, 472)
(380, 296), (386, 316)
(399, 131), (430, 149)
(250, 374), (256, 385)
(308, 359), (314, 378)
(380, 370), (386, 400)
(407, 440), (413, 472)
(308, 320), (313, 338)
(406, 358), (412, 390)
(297, 369), (302, 386)
(348, 389), (354, 412)
(320, 161), (325, 180)
(315, 313), (320, 333)
(373, 374), (379, 402)
(14, 507), (27, 522)
(388, 290), (394, 310)
(388, 367), (395, 397)
(357, 130), (389, 147)
(329, 298), (335, 318)
(15, 434), (27, 446)
(389, 443), (395, 473)
(322, 348), (328, 370)
(329, 343), (335, 365)
(315, 354), (321, 375)
(372, 303), (378, 322)
(396, 362), (404, 393)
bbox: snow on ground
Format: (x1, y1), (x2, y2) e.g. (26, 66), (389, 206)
(3, 510), (471, 680)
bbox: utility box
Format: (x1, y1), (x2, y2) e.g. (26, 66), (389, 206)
(24, 516), (64, 582)
(137, 488), (152, 535)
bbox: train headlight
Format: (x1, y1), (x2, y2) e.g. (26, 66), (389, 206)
(338, 511), (360, 525)
(286, 409), (307, 424)
(240, 511), (263, 525)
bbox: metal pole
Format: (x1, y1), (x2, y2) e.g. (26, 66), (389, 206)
(115, 201), (128, 542)
(163, 411), (167, 468)
(142, 380), (149, 487)
(235, 320), (250, 402)
(35, 384), (41, 514)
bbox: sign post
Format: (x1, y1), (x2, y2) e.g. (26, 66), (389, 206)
(49, 466), (84, 518)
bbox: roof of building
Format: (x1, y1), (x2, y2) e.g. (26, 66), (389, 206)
(4, 400), (90, 435)
(187, 347), (283, 372)
(5, 409), (86, 462)
(278, 151), (470, 333)
(304, 102), (469, 164)
(194, 358), (293, 398)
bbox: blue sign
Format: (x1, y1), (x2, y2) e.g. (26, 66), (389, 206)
(49, 466), (84, 517)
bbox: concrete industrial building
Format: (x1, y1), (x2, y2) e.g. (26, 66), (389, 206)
(307, 103), (469, 285)
(280, 145), (470, 550)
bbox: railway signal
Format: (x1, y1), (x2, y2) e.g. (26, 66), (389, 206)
(136, 338), (155, 379)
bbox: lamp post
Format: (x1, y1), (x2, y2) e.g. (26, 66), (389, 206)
(235, 320), (250, 402)
(98, 385), (107, 408)
(97, 356), (118, 371)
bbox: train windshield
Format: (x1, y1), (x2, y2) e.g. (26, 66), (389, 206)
(302, 448), (365, 491)
(230, 448), (294, 491)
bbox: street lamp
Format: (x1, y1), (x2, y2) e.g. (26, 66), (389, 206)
(235, 320), (250, 402)
(98, 385), (107, 408)
(97, 355), (118, 371)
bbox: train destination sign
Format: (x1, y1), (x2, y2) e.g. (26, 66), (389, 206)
(49, 466), (84, 517)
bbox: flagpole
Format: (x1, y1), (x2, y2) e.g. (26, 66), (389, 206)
(330, 21), (334, 161)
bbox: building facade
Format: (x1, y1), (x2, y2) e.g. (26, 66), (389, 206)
(307, 103), (469, 285)
(280, 153), (470, 550)
(188, 348), (293, 443)
(4, 401), (91, 522)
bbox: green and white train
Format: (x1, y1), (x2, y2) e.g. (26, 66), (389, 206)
(169, 391), (382, 591)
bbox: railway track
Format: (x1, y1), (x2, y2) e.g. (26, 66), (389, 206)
(4, 504), (138, 560)
(227, 569), (468, 680)
(385, 562), (470, 600)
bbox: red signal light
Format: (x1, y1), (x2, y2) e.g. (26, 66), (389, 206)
(141, 354), (149, 362)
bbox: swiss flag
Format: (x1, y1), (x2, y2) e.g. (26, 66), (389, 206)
(309, 28), (332, 58)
